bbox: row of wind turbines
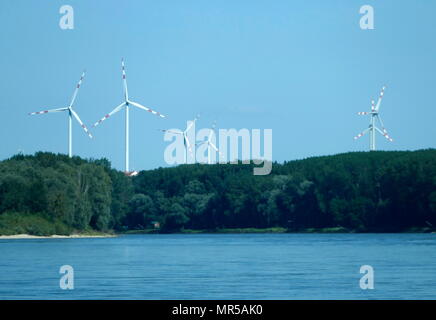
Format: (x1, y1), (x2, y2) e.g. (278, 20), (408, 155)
(29, 59), (221, 173)
(29, 58), (393, 173)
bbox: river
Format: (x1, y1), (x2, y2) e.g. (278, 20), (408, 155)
(0, 233), (435, 299)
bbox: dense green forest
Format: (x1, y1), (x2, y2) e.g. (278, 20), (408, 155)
(0, 149), (435, 235)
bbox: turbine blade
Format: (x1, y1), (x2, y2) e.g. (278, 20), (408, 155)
(357, 112), (370, 115)
(121, 58), (128, 99)
(29, 107), (68, 115)
(159, 129), (183, 134)
(129, 100), (165, 118)
(209, 142), (218, 152)
(354, 127), (370, 140)
(70, 109), (93, 139)
(186, 114), (200, 132)
(376, 115), (393, 140)
(376, 115), (386, 131)
(383, 132), (394, 142)
(375, 126), (393, 142)
(93, 102), (125, 127)
(69, 70), (86, 107)
(208, 121), (217, 141)
(209, 142), (224, 157)
(375, 86), (386, 111)
(184, 135), (193, 155)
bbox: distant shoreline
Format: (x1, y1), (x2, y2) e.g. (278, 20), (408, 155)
(1, 227), (434, 239)
(0, 233), (116, 240)
(122, 226), (435, 235)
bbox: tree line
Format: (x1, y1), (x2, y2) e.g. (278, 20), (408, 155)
(0, 149), (435, 235)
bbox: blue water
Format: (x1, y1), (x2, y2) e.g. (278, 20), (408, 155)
(0, 234), (435, 299)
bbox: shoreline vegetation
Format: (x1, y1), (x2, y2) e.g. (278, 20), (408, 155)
(2, 226), (435, 239)
(0, 232), (116, 239)
(0, 150), (435, 237)
(122, 226), (435, 235)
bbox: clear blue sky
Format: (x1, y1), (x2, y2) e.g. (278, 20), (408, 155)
(0, 0), (435, 171)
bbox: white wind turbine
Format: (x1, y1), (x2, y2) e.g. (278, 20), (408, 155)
(354, 86), (393, 151)
(29, 71), (92, 158)
(92, 58), (165, 173)
(196, 121), (222, 164)
(160, 115), (200, 164)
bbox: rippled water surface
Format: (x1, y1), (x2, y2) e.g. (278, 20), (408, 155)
(0, 233), (435, 299)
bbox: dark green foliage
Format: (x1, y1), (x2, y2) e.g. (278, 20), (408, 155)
(124, 194), (157, 229)
(0, 149), (435, 235)
(161, 202), (189, 232)
(0, 212), (71, 236)
(0, 152), (130, 235)
(132, 149), (436, 232)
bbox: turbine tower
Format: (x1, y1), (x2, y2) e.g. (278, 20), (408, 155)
(29, 71), (92, 157)
(160, 115), (199, 164)
(354, 86), (393, 151)
(93, 58), (165, 173)
(196, 121), (222, 164)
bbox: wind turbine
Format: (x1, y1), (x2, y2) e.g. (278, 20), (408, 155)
(354, 86), (393, 151)
(160, 115), (200, 164)
(196, 121), (222, 164)
(29, 71), (92, 157)
(92, 58), (165, 173)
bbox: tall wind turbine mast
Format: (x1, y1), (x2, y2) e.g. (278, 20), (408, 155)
(354, 86), (393, 151)
(93, 58), (165, 173)
(29, 71), (93, 157)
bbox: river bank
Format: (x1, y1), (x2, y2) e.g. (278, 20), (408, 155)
(2, 227), (434, 239)
(0, 232), (116, 239)
(122, 226), (435, 234)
